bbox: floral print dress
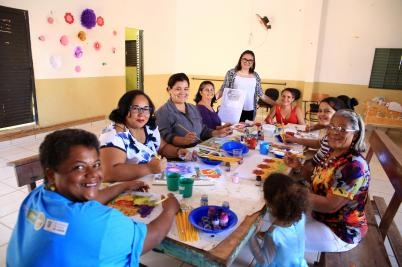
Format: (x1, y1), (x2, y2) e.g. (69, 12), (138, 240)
(99, 124), (161, 164)
(311, 153), (370, 244)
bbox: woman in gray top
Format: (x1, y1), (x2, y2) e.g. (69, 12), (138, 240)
(156, 73), (231, 148)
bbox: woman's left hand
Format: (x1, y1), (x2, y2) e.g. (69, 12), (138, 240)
(214, 127), (232, 137)
(125, 180), (150, 192)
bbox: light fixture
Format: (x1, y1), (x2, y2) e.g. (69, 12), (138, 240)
(256, 14), (271, 30)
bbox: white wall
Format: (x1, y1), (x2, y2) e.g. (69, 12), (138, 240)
(1, 0), (401, 85)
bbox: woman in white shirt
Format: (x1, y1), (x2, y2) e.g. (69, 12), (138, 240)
(217, 50), (276, 122)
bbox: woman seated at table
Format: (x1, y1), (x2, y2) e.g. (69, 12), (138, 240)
(337, 95), (359, 110)
(99, 90), (190, 182)
(156, 73), (232, 148)
(194, 80), (231, 130)
(265, 88), (305, 125)
(7, 129), (180, 266)
(285, 109), (370, 252)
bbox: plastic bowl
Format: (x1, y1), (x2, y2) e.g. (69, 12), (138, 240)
(199, 156), (222, 166)
(273, 150), (285, 159)
(221, 141), (249, 156)
(189, 205), (238, 234)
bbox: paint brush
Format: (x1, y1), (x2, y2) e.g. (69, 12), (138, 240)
(177, 124), (202, 142)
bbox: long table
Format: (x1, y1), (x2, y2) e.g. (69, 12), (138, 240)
(138, 137), (295, 266)
(363, 101), (402, 130)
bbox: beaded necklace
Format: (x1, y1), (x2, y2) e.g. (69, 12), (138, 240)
(318, 148), (354, 169)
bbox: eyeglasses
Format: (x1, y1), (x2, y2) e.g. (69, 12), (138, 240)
(327, 125), (356, 134)
(130, 105), (152, 115)
(241, 58), (254, 63)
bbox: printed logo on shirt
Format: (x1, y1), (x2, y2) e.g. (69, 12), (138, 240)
(27, 209), (46, 230)
(44, 218), (69, 236)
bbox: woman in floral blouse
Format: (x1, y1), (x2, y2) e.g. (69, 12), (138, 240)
(285, 109), (370, 252)
(99, 90), (189, 182)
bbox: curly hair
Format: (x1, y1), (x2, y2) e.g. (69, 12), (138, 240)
(108, 90), (156, 129)
(263, 173), (309, 225)
(39, 129), (100, 183)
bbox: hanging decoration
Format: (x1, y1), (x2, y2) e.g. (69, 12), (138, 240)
(96, 16), (104, 26)
(64, 12), (74, 24)
(38, 35), (46, 41)
(94, 41), (101, 51)
(74, 46), (83, 58)
(112, 47), (116, 54)
(60, 35), (69, 46)
(113, 30), (117, 36)
(50, 55), (62, 69)
(78, 31), (86, 41)
(47, 16), (54, 24)
(75, 65), (81, 72)
(81, 9), (97, 29)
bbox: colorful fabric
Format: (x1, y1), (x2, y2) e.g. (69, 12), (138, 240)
(196, 104), (221, 130)
(274, 105), (298, 125)
(218, 68), (263, 120)
(311, 154), (370, 244)
(7, 186), (147, 267)
(99, 123), (160, 164)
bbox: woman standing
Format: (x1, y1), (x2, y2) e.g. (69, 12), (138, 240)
(99, 90), (189, 182)
(156, 73), (231, 148)
(265, 88), (305, 125)
(285, 110), (370, 252)
(217, 50), (276, 122)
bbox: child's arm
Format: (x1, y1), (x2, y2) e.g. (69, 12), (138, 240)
(249, 226), (276, 265)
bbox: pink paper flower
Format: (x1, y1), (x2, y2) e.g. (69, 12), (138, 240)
(94, 41), (101, 51)
(60, 35), (69, 46)
(47, 17), (54, 24)
(75, 65), (81, 72)
(96, 16), (104, 26)
(64, 12), (74, 24)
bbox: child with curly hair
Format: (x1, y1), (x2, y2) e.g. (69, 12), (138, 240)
(249, 173), (309, 267)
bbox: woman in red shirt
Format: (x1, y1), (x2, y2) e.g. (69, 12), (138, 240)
(265, 88), (305, 125)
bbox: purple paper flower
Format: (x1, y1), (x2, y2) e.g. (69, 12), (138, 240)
(81, 9), (96, 29)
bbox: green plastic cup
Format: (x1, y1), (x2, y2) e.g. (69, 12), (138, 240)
(179, 178), (194, 198)
(166, 172), (181, 191)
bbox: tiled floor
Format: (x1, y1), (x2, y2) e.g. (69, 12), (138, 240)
(0, 117), (401, 267)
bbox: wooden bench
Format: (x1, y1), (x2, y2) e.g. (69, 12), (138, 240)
(317, 129), (402, 267)
(7, 154), (43, 191)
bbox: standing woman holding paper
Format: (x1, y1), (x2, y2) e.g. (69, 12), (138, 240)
(217, 50), (276, 122)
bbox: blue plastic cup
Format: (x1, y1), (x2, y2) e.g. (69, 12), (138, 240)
(259, 142), (270, 155)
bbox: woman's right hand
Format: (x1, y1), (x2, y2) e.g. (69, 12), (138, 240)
(148, 157), (167, 174)
(284, 152), (302, 168)
(183, 132), (198, 145)
(161, 193), (180, 214)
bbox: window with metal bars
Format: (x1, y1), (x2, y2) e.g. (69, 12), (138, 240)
(0, 5), (37, 129)
(369, 48), (402, 90)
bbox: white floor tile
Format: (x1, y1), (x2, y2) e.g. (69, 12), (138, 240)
(0, 166), (15, 181)
(10, 135), (36, 145)
(0, 182), (16, 197)
(0, 150), (37, 162)
(0, 191), (26, 217)
(0, 211), (19, 229)
(0, 244), (7, 267)
(0, 223), (12, 246)
(140, 250), (183, 266)
(1, 177), (18, 189)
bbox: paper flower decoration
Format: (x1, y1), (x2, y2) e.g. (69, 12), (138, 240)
(60, 35), (69, 46)
(94, 41), (101, 51)
(64, 12), (74, 24)
(47, 16), (54, 24)
(50, 55), (62, 69)
(113, 30), (117, 36)
(75, 65), (81, 72)
(96, 16), (104, 26)
(81, 9), (96, 29)
(74, 46), (83, 58)
(38, 35), (45, 41)
(112, 47), (116, 54)
(78, 31), (86, 41)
